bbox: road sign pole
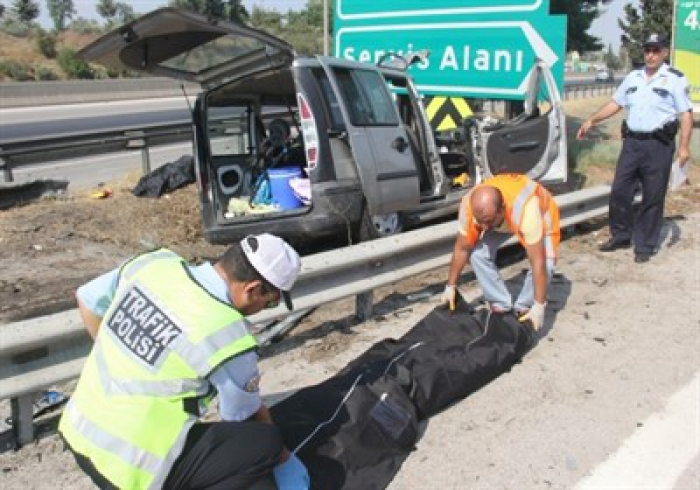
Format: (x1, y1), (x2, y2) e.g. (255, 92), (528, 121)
(324, 0), (330, 56)
(672, 0), (678, 58)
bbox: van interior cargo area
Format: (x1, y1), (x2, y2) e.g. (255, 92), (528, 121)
(206, 77), (311, 224)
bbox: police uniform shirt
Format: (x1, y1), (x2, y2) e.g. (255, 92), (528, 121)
(77, 262), (262, 422)
(613, 63), (692, 132)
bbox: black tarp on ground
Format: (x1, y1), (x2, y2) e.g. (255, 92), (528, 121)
(131, 155), (194, 198)
(270, 301), (535, 490)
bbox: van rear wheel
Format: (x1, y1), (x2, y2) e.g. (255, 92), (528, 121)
(356, 201), (404, 241)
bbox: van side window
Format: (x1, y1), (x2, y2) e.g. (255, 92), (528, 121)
(333, 68), (399, 127)
(312, 68), (346, 131)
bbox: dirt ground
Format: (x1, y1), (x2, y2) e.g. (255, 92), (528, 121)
(0, 174), (228, 323)
(1, 160), (697, 324)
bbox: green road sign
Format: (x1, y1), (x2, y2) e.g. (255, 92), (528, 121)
(334, 0), (566, 100)
(673, 0), (700, 105)
(335, 19), (566, 99)
(337, 0), (546, 20)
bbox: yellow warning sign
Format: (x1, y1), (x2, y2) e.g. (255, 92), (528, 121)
(425, 96), (474, 131)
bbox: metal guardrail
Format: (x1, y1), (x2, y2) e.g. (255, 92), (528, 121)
(0, 83), (616, 183)
(0, 185), (612, 445)
(0, 120), (194, 182)
(563, 82), (616, 100)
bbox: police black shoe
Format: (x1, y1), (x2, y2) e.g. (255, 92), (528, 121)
(598, 238), (631, 252)
(634, 253), (652, 263)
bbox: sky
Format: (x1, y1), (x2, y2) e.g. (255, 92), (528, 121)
(31, 0), (307, 26)
(7, 0), (639, 54)
(589, 0), (641, 53)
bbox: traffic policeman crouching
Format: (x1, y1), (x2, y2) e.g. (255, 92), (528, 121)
(577, 33), (694, 263)
(59, 234), (309, 489)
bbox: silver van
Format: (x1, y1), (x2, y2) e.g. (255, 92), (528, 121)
(81, 8), (567, 245)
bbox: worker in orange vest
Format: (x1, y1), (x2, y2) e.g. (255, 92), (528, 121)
(443, 174), (560, 330)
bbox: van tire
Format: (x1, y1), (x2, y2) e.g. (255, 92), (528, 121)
(355, 200), (404, 242)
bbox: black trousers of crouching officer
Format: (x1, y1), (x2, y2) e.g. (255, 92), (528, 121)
(164, 420), (283, 489)
(69, 420), (283, 490)
(609, 136), (675, 255)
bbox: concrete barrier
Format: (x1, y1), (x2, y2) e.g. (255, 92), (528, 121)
(0, 78), (201, 108)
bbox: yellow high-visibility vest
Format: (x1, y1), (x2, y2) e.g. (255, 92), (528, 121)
(59, 249), (258, 489)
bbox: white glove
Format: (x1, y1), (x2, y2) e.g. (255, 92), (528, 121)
(519, 301), (546, 330)
(442, 285), (457, 310)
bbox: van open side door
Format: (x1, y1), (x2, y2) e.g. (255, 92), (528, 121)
(482, 59), (567, 183)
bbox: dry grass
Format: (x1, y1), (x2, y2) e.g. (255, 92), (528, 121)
(563, 95), (623, 187)
(562, 95), (700, 188)
(0, 30), (100, 81)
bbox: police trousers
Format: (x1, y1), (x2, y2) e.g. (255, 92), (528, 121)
(610, 137), (675, 255)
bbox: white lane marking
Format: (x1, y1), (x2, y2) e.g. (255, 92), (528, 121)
(575, 371), (700, 490)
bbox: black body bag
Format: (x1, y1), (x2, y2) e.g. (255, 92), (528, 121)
(270, 301), (535, 490)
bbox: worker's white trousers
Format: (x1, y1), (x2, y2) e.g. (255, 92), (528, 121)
(470, 229), (555, 312)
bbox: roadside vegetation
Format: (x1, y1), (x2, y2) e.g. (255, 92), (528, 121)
(0, 0), (671, 82)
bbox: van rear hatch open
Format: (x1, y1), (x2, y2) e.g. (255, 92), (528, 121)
(79, 7), (295, 90)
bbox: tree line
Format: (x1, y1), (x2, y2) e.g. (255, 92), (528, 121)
(0, 0), (674, 79)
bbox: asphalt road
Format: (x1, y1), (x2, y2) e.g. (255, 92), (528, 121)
(1, 77), (617, 190)
(0, 76), (613, 143)
(0, 98), (194, 142)
(11, 141), (192, 190)
(1, 98), (196, 189)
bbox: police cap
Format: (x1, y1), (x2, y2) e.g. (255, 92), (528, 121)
(643, 33), (669, 49)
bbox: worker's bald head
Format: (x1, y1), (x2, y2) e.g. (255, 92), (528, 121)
(470, 185), (504, 229)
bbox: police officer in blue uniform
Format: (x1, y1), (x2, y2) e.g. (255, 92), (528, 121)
(577, 33), (693, 263)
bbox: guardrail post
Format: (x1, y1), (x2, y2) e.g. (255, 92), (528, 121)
(355, 291), (373, 322)
(1, 150), (13, 183)
(140, 146), (151, 175)
(11, 393), (36, 447)
(125, 131), (151, 174)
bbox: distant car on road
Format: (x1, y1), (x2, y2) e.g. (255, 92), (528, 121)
(595, 68), (615, 83)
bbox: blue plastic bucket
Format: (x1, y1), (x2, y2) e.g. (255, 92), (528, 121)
(268, 167), (303, 210)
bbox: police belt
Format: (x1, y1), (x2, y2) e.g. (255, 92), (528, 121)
(625, 129), (656, 140)
(622, 120), (678, 145)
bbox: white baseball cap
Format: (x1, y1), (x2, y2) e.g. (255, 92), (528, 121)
(241, 234), (301, 310)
